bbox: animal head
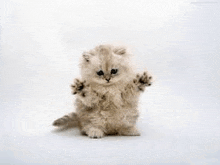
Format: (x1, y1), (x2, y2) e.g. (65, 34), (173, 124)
(80, 44), (134, 86)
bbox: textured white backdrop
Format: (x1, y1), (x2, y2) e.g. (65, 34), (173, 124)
(1, 0), (220, 164)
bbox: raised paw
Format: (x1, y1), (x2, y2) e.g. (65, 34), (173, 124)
(133, 72), (152, 91)
(71, 79), (87, 95)
(138, 72), (152, 86)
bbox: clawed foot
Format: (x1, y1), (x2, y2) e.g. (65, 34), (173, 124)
(71, 79), (88, 97)
(133, 71), (152, 91)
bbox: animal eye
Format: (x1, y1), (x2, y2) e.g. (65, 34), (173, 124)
(97, 70), (104, 76)
(111, 69), (118, 74)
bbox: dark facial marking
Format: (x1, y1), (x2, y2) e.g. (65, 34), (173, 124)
(111, 69), (118, 74)
(106, 78), (111, 82)
(97, 70), (104, 76)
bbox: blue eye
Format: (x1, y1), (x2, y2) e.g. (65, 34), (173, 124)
(111, 69), (118, 74)
(97, 70), (104, 76)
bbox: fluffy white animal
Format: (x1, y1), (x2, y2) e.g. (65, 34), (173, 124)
(53, 44), (152, 138)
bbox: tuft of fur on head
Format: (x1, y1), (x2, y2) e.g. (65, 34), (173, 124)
(80, 44), (134, 87)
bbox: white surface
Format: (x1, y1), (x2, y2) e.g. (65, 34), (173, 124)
(1, 0), (220, 164)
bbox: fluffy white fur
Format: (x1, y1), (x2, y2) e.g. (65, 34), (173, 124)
(53, 44), (152, 138)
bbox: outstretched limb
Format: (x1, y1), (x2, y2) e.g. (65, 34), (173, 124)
(133, 71), (152, 92)
(71, 79), (88, 97)
(71, 78), (99, 107)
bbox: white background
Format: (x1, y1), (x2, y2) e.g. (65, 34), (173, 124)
(1, 0), (220, 164)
